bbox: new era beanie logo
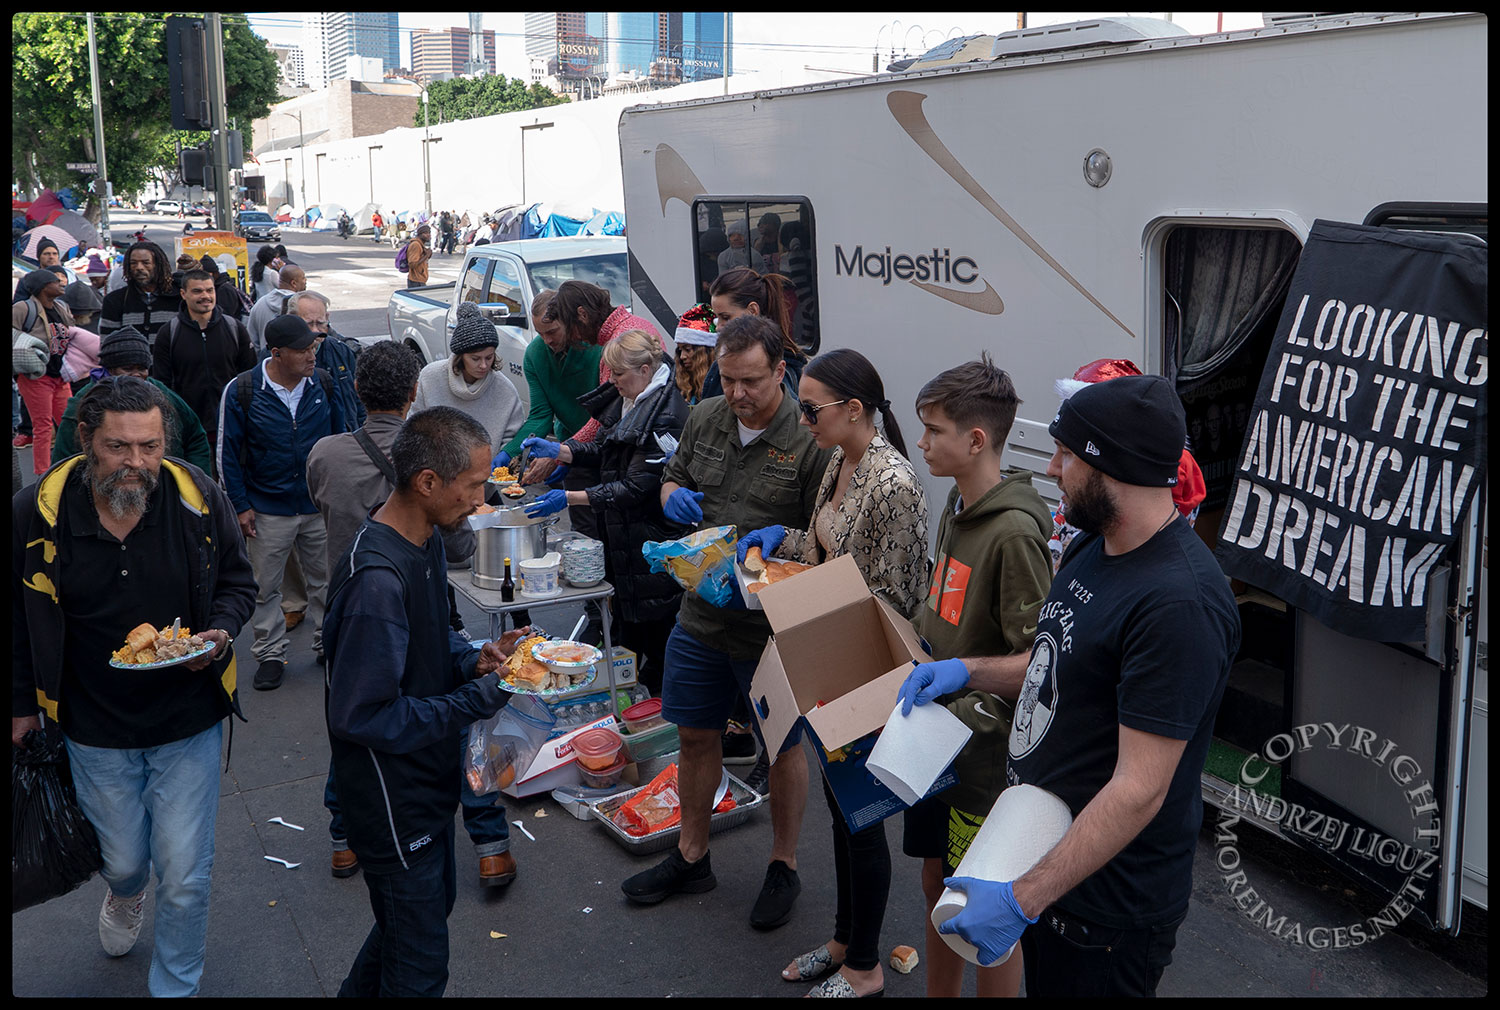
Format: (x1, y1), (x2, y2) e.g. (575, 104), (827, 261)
(1086, 441), (1100, 456)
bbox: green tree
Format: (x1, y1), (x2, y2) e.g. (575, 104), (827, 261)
(414, 75), (569, 127)
(12, 12), (279, 224)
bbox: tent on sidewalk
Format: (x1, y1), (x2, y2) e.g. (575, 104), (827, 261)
(582, 210), (626, 237)
(351, 202), (381, 235)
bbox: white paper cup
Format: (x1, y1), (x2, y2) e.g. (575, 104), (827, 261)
(930, 784), (1073, 965)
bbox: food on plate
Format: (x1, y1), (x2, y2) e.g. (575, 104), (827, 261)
(745, 558), (814, 594)
(890, 945), (920, 973)
(490, 466), (516, 483)
(501, 485), (526, 499)
(503, 635), (550, 675)
(473, 503), (496, 514)
(534, 641), (598, 665)
(512, 660), (552, 690)
(111, 621), (209, 665)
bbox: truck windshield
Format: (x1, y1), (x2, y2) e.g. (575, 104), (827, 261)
(527, 255), (630, 310)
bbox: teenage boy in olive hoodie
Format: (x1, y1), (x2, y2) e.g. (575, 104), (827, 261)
(905, 352), (1054, 998)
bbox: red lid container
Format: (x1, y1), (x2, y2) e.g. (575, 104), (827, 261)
(571, 727), (624, 770)
(621, 698), (665, 734)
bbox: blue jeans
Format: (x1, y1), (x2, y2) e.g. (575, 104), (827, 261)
(66, 722), (224, 998)
(338, 820), (457, 997)
(325, 736), (509, 857)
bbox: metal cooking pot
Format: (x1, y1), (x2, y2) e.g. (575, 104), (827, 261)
(472, 512), (557, 590)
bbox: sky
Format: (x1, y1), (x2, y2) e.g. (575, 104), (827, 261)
(245, 11), (1266, 87)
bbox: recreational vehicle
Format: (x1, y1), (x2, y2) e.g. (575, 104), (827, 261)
(619, 12), (1487, 931)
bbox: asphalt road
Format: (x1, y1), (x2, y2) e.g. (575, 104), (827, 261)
(11, 214), (1488, 997)
(104, 210), (462, 340)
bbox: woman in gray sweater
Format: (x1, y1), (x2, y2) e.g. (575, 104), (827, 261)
(411, 302), (525, 455)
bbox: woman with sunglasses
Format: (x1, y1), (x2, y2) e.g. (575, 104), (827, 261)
(737, 347), (930, 998)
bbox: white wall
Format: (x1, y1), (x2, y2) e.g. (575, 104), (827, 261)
(257, 71), (823, 216)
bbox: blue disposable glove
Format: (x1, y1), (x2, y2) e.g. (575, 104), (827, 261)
(544, 463), (570, 485)
(524, 489), (568, 518)
(663, 488), (705, 525)
(521, 436), (561, 459)
(897, 658), (970, 716)
(937, 877), (1038, 967)
(491, 450), (512, 470)
(736, 524), (787, 564)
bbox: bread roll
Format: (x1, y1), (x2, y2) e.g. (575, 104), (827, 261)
(743, 546), (766, 573)
(126, 622), (158, 655)
(514, 660), (551, 688)
(889, 945), (919, 974)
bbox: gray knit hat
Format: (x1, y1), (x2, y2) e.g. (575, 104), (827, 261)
(64, 279), (104, 317)
(450, 302), (499, 355)
(98, 326), (153, 371)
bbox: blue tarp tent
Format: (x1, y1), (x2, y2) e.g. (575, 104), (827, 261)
(582, 210), (626, 236)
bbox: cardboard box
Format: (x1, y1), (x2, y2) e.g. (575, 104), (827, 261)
(501, 714), (619, 798)
(749, 554), (955, 832)
(610, 646), (638, 686)
(732, 554), (796, 611)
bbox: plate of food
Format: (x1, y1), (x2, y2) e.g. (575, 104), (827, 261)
(488, 464), (519, 486)
(497, 634), (598, 696)
(109, 622), (217, 670)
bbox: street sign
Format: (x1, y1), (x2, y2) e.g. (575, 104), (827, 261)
(67, 162), (98, 173)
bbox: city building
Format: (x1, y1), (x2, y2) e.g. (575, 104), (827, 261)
(525, 10), (731, 98)
(411, 26), (498, 81)
(302, 13), (400, 89)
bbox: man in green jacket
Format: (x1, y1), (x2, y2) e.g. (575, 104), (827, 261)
(492, 290), (602, 469)
(51, 327), (215, 476)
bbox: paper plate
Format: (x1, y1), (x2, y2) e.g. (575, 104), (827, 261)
(498, 664), (597, 698)
(108, 641), (217, 671)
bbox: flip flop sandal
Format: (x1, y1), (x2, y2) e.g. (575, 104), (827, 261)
(807, 972), (884, 998)
(784, 944), (843, 983)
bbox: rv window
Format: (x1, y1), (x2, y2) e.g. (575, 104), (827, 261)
(1365, 202), (1487, 241)
(693, 198), (820, 355)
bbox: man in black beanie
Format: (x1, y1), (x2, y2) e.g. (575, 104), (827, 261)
(898, 374), (1240, 997)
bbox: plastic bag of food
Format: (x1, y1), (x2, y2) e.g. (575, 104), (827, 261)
(12, 725), (103, 912)
(641, 525), (739, 608)
(465, 696), (554, 795)
(612, 763), (738, 837)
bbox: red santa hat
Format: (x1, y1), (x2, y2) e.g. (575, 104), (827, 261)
(674, 303), (718, 348)
(1055, 357), (1206, 516)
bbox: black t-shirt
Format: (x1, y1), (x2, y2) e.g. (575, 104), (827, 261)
(1006, 517), (1240, 927)
(58, 470), (228, 748)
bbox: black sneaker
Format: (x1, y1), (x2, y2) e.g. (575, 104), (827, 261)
(722, 723), (758, 766)
(621, 848), (716, 905)
(745, 751), (770, 795)
(253, 659), (285, 691)
(749, 859), (801, 930)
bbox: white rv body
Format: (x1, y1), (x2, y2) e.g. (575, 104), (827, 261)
(620, 12), (1487, 929)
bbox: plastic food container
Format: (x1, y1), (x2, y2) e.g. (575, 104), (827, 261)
(578, 753), (628, 789)
(571, 727), (623, 771)
(519, 552), (562, 598)
(622, 719), (679, 763)
(621, 698), (666, 735)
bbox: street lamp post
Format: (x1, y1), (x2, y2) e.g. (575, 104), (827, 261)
(367, 144), (382, 204)
(519, 121), (553, 204)
(421, 90), (433, 218)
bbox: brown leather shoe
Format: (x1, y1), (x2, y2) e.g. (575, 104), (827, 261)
(284, 610), (306, 631)
(331, 849), (359, 878)
(479, 851), (517, 887)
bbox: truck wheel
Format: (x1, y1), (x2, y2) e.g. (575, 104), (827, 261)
(403, 339), (426, 365)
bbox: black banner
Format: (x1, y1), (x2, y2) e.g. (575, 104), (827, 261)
(1215, 220), (1487, 642)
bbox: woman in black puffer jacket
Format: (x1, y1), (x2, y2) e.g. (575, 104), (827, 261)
(521, 329), (690, 692)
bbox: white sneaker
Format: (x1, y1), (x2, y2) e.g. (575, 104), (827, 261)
(99, 888), (146, 956)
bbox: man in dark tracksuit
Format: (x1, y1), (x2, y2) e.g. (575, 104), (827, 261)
(323, 405), (530, 997)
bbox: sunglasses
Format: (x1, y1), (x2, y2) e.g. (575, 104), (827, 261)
(799, 398), (848, 423)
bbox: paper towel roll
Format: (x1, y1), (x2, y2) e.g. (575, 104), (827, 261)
(867, 700), (972, 807)
(930, 784), (1073, 966)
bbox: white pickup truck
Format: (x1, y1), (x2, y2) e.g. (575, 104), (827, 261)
(386, 236), (633, 412)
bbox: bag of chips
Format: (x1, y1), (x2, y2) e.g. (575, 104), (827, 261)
(641, 525), (740, 608)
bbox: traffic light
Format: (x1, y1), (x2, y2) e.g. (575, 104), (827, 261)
(180, 145), (208, 187)
(167, 16), (210, 130)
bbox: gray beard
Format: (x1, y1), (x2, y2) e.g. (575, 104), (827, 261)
(86, 450), (159, 519)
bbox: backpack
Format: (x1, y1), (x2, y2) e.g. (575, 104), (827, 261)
(395, 242), (410, 273)
(231, 365), (339, 473)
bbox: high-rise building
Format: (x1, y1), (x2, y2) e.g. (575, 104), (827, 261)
(525, 11), (730, 91)
(303, 13), (399, 89)
(411, 27), (498, 81)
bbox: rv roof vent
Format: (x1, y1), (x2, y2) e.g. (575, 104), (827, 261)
(987, 17), (1191, 59)
(1261, 13), (1369, 27)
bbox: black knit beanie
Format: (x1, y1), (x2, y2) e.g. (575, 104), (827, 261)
(1048, 373), (1185, 487)
(450, 302), (499, 355)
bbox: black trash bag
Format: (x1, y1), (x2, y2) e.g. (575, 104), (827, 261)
(12, 726), (103, 913)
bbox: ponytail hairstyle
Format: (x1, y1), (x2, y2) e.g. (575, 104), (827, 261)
(709, 267), (805, 363)
(251, 244), (277, 284)
(802, 348), (908, 459)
